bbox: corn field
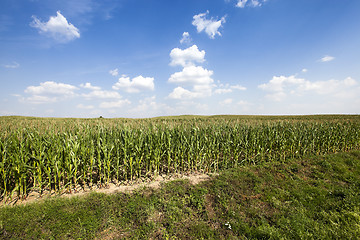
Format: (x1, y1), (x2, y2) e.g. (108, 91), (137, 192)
(1, 115), (360, 200)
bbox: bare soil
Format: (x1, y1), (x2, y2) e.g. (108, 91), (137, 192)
(1, 172), (214, 207)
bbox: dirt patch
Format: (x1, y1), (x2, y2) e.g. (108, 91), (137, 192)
(1, 173), (215, 207)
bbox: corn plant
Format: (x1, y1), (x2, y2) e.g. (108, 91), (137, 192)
(0, 115), (360, 200)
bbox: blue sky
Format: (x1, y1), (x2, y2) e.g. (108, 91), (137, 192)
(1, 0), (360, 118)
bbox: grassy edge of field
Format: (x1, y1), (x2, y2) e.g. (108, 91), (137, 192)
(1, 150), (360, 239)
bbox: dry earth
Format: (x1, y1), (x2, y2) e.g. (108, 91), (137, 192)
(1, 172), (214, 207)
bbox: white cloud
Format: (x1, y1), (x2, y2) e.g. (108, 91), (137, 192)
(21, 95), (58, 104)
(192, 11), (226, 39)
(259, 75), (359, 101)
(25, 81), (78, 96)
(302, 68), (308, 73)
(298, 77), (357, 95)
(109, 68), (119, 76)
(168, 66), (214, 86)
(214, 84), (247, 94)
(180, 32), (192, 45)
(231, 84), (247, 91)
(320, 55), (335, 62)
(80, 82), (101, 90)
(258, 75), (306, 101)
(169, 45), (206, 67)
(82, 90), (122, 99)
(126, 96), (173, 118)
(215, 88), (233, 94)
(236, 0), (267, 8)
(30, 11), (80, 43)
(238, 100), (250, 106)
(259, 75), (305, 93)
(168, 84), (213, 100)
(99, 99), (131, 109)
(237, 100), (252, 111)
(220, 98), (233, 105)
(76, 104), (94, 109)
(168, 87), (201, 99)
(3, 62), (20, 69)
(133, 96), (157, 111)
(112, 75), (155, 93)
(236, 0), (248, 8)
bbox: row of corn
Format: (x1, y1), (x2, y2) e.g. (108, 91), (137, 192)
(1, 116), (360, 199)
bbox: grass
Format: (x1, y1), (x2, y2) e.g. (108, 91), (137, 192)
(1, 150), (360, 239)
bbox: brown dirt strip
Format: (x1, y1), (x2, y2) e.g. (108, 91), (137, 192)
(1, 173), (215, 207)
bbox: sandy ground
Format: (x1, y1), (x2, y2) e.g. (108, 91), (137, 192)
(1, 172), (215, 207)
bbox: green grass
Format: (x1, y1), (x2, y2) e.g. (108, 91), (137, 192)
(1, 150), (360, 239)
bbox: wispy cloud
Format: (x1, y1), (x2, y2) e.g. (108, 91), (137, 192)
(320, 55), (335, 62)
(82, 90), (122, 99)
(109, 68), (119, 76)
(76, 104), (94, 109)
(214, 84), (247, 94)
(99, 99), (131, 109)
(30, 11), (80, 43)
(180, 32), (192, 45)
(259, 75), (358, 101)
(236, 0), (268, 8)
(220, 98), (233, 105)
(2, 62), (19, 69)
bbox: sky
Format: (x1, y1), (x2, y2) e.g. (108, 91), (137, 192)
(1, 0), (360, 118)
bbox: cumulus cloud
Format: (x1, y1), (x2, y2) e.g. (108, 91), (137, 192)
(99, 99), (131, 109)
(302, 68), (308, 73)
(168, 66), (214, 86)
(180, 32), (192, 45)
(170, 45), (206, 67)
(259, 75), (305, 93)
(109, 68), (119, 76)
(192, 11), (226, 39)
(168, 87), (201, 99)
(25, 81), (78, 96)
(320, 55), (335, 62)
(30, 11), (80, 43)
(82, 90), (122, 99)
(168, 66), (215, 99)
(21, 81), (78, 104)
(259, 75), (359, 101)
(112, 75), (155, 93)
(236, 0), (267, 8)
(80, 82), (101, 90)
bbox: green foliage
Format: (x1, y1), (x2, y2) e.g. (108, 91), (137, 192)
(1, 150), (360, 239)
(0, 115), (360, 199)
